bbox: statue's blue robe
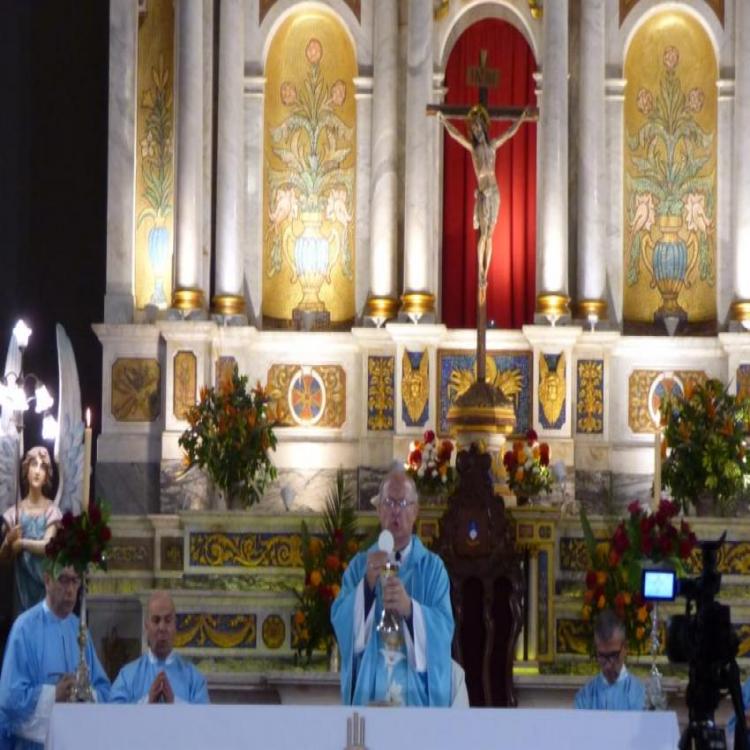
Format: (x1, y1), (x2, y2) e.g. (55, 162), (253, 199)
(574, 669), (645, 711)
(331, 535), (453, 707)
(110, 652), (209, 704)
(0, 601), (110, 750)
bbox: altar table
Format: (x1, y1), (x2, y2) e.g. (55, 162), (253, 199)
(45, 704), (679, 750)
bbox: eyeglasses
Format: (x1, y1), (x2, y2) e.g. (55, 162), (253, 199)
(57, 575), (81, 588)
(596, 646), (624, 664)
(382, 497), (416, 510)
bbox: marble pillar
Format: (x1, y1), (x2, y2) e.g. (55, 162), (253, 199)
(401, 0), (435, 322)
(576, 0), (608, 327)
(213, 0), (246, 320)
(536, 0), (570, 324)
(105, 0), (138, 324)
(365, 0), (399, 325)
(355, 76), (373, 322)
(172, 0), (205, 312)
(731, 0), (750, 329)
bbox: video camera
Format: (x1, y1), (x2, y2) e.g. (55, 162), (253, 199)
(642, 534), (746, 750)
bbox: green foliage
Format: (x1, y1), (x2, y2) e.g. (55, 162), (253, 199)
(292, 470), (359, 665)
(178, 368), (278, 508)
(661, 378), (750, 515)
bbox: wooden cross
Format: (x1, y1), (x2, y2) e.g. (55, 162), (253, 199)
(427, 51), (538, 384)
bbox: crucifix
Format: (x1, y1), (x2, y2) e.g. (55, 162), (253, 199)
(428, 50), (538, 385)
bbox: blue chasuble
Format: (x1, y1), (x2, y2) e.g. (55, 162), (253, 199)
(0, 600), (110, 750)
(109, 652), (209, 704)
(331, 535), (453, 707)
(574, 668), (645, 711)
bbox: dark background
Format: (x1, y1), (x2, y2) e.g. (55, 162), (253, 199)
(0, 0), (109, 451)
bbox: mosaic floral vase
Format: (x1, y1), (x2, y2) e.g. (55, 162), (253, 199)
(651, 215), (692, 319)
(293, 211), (329, 313)
(147, 224), (170, 307)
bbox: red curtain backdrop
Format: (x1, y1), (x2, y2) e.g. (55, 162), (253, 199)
(441, 19), (537, 329)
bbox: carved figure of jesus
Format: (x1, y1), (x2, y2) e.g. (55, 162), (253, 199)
(437, 105), (529, 299)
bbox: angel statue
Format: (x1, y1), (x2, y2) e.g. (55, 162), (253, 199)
(0, 324), (85, 614)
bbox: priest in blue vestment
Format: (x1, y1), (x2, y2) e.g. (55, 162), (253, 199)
(575, 609), (645, 711)
(332, 469), (454, 707)
(0, 565), (110, 749)
(110, 591), (208, 704)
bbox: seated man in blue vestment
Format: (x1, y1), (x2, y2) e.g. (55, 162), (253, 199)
(110, 591), (208, 704)
(0, 565), (110, 749)
(332, 469), (454, 707)
(575, 609), (645, 711)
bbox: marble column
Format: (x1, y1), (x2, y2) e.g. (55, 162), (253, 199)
(536, 0), (570, 324)
(365, 0), (399, 326)
(213, 0), (246, 320)
(731, 0), (750, 328)
(104, 0), (138, 324)
(401, 0), (435, 322)
(576, 0), (607, 328)
(172, 0), (205, 313)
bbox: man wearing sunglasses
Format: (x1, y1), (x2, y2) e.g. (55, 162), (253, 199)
(575, 609), (645, 710)
(332, 468), (454, 706)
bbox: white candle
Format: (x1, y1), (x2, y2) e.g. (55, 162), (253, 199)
(653, 426), (661, 510)
(82, 408), (92, 512)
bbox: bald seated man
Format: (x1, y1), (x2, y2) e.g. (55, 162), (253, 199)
(110, 591), (208, 704)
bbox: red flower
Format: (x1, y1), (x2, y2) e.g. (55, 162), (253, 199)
(325, 554), (340, 572)
(539, 443), (550, 466)
(641, 535), (654, 556)
(437, 440), (453, 461)
(679, 539), (693, 558)
(61, 512), (74, 529)
(658, 535), (673, 555)
(409, 449), (422, 467)
(503, 451), (514, 469)
(99, 526), (112, 543)
(585, 571), (597, 589)
(423, 430), (436, 444)
(526, 429), (538, 444)
(88, 503), (102, 525)
(333, 529), (344, 545)
(612, 524), (630, 554)
(627, 500), (641, 515)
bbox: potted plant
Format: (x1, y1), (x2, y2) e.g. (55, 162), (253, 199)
(502, 429), (554, 505)
(661, 378), (750, 516)
(179, 368), (278, 509)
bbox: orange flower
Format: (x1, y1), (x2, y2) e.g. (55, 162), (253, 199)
(309, 570), (322, 587)
(623, 592), (632, 606)
(583, 589), (594, 604)
(596, 571), (607, 586)
(582, 605), (592, 622)
(331, 584), (341, 598)
(608, 549), (620, 567)
(325, 554), (340, 572)
(294, 610), (305, 626)
(636, 626), (646, 640)
(636, 605), (648, 623)
(347, 540), (358, 554)
(514, 468), (525, 483)
(597, 594), (606, 609)
(308, 538), (323, 555)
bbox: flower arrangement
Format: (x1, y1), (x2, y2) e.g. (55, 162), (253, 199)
(405, 430), (457, 497)
(45, 499), (112, 577)
(179, 368), (278, 508)
(580, 499), (697, 651)
(502, 429), (553, 499)
(661, 377), (750, 516)
(292, 470), (359, 664)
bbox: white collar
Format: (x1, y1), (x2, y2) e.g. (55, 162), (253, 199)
(148, 649), (176, 666)
(601, 664), (628, 685)
(394, 539), (413, 563)
(42, 599), (70, 622)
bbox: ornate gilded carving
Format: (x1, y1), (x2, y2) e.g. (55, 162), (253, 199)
(175, 613), (257, 649)
(402, 350), (429, 426)
(173, 351), (196, 421)
(539, 352), (566, 429)
(576, 359), (603, 434)
(107, 538), (154, 571)
(559, 538), (589, 572)
(439, 350), (531, 436)
(262, 614), (287, 650)
(189, 531), (303, 569)
(556, 618), (590, 656)
(738, 364), (750, 402)
(267, 364), (346, 428)
(215, 356), (236, 390)
(160, 536), (184, 571)
(628, 369), (705, 433)
(367, 355), (394, 431)
(111, 358), (161, 422)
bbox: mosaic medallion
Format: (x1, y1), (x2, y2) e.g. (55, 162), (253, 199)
(262, 614), (287, 649)
(289, 367), (326, 425)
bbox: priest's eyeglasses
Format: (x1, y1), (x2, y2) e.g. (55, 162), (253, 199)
(383, 497), (416, 511)
(596, 645), (624, 664)
(57, 575), (81, 588)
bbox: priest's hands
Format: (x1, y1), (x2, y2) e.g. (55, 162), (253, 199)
(54, 674), (76, 702)
(365, 551), (388, 590)
(149, 671), (175, 704)
(383, 576), (412, 618)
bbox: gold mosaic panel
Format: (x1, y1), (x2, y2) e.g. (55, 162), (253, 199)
(620, 0), (723, 27)
(266, 364), (346, 428)
(189, 531), (303, 569)
(107, 537), (154, 571)
(259, 0), (360, 24)
(111, 358), (161, 422)
(367, 355), (394, 431)
(175, 613), (257, 649)
(402, 350), (429, 427)
(627, 369), (705, 433)
(262, 614), (287, 650)
(576, 359), (603, 434)
(160, 536), (184, 571)
(173, 350), (196, 421)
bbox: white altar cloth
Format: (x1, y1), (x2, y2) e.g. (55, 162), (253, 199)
(46, 704), (679, 750)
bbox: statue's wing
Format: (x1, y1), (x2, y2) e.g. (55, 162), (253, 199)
(0, 434), (20, 515)
(54, 324), (84, 513)
(0, 333), (22, 513)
